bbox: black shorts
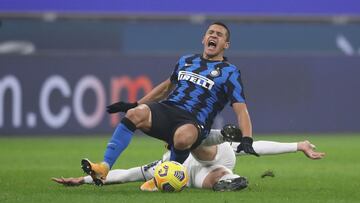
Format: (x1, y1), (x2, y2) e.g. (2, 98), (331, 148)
(144, 101), (204, 149)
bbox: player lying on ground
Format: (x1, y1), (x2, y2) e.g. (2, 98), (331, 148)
(53, 128), (325, 191)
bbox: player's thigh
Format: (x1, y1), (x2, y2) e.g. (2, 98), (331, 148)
(191, 145), (217, 161)
(125, 104), (152, 131)
(143, 102), (174, 143)
(193, 143), (236, 170)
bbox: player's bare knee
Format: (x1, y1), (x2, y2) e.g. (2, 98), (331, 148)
(125, 106), (148, 125)
(173, 137), (192, 150)
(173, 124), (198, 149)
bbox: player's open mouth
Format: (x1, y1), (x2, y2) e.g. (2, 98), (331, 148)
(207, 40), (217, 49)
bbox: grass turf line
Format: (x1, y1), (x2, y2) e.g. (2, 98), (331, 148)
(0, 135), (359, 203)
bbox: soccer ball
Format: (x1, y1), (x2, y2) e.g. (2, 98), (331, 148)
(153, 161), (189, 192)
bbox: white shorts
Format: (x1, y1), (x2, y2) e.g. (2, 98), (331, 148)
(184, 142), (236, 188)
(141, 142), (236, 188)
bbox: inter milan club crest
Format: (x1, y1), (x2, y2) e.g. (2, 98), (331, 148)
(210, 69), (220, 77)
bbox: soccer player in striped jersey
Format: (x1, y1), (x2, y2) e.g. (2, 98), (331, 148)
(81, 22), (258, 186)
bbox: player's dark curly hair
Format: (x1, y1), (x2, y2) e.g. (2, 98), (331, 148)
(210, 22), (231, 42)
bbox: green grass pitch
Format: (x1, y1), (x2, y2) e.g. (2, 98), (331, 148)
(0, 134), (359, 203)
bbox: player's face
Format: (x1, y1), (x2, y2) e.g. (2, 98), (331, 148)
(202, 24), (230, 60)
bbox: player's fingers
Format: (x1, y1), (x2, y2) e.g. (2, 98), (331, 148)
(51, 177), (64, 184)
(251, 151), (260, 157)
(318, 152), (325, 158)
(245, 146), (260, 157)
(310, 152), (325, 159)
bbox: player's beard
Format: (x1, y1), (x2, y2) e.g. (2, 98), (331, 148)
(203, 47), (224, 60)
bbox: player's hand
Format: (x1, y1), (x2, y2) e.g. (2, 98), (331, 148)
(298, 140), (325, 160)
(106, 101), (138, 113)
(51, 177), (85, 186)
(236, 137), (260, 157)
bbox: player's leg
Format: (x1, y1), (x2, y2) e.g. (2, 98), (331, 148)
(204, 167), (248, 191)
(171, 123), (199, 163)
(191, 164), (247, 191)
(192, 142), (236, 171)
(81, 104), (152, 185)
(139, 102), (198, 164)
(191, 145), (218, 161)
(190, 142), (246, 191)
(103, 104), (152, 166)
(174, 123), (236, 162)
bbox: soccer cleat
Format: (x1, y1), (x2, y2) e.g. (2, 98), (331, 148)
(213, 177), (248, 192)
(140, 178), (158, 192)
(81, 158), (109, 186)
(221, 124), (243, 142)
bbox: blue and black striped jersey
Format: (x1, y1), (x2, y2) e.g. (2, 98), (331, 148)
(164, 54), (246, 133)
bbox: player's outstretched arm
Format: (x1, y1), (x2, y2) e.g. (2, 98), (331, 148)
(201, 126), (325, 159)
(138, 78), (175, 104)
(106, 78), (175, 114)
(52, 166), (148, 186)
(52, 177), (84, 186)
(232, 140), (325, 159)
(232, 103), (259, 157)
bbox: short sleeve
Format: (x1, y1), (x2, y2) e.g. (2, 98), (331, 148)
(170, 62), (179, 84)
(224, 69), (246, 104)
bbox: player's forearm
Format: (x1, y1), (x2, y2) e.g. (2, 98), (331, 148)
(84, 167), (145, 185)
(232, 141), (297, 156)
(233, 103), (252, 137)
(138, 78), (174, 104)
(238, 113), (252, 137)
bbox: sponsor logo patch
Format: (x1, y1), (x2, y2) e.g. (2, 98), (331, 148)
(178, 71), (214, 90)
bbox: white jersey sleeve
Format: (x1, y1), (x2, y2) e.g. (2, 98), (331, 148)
(83, 160), (163, 184)
(140, 159), (163, 181)
(231, 141), (297, 156)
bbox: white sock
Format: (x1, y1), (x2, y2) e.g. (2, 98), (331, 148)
(232, 141), (297, 156)
(200, 129), (224, 146)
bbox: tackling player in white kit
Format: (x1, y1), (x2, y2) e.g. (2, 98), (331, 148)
(53, 126), (325, 191)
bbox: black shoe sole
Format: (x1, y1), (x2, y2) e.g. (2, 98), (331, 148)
(213, 177), (248, 192)
(81, 159), (104, 186)
(221, 125), (243, 142)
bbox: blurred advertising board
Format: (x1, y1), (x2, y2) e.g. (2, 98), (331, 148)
(1, 54), (359, 135)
